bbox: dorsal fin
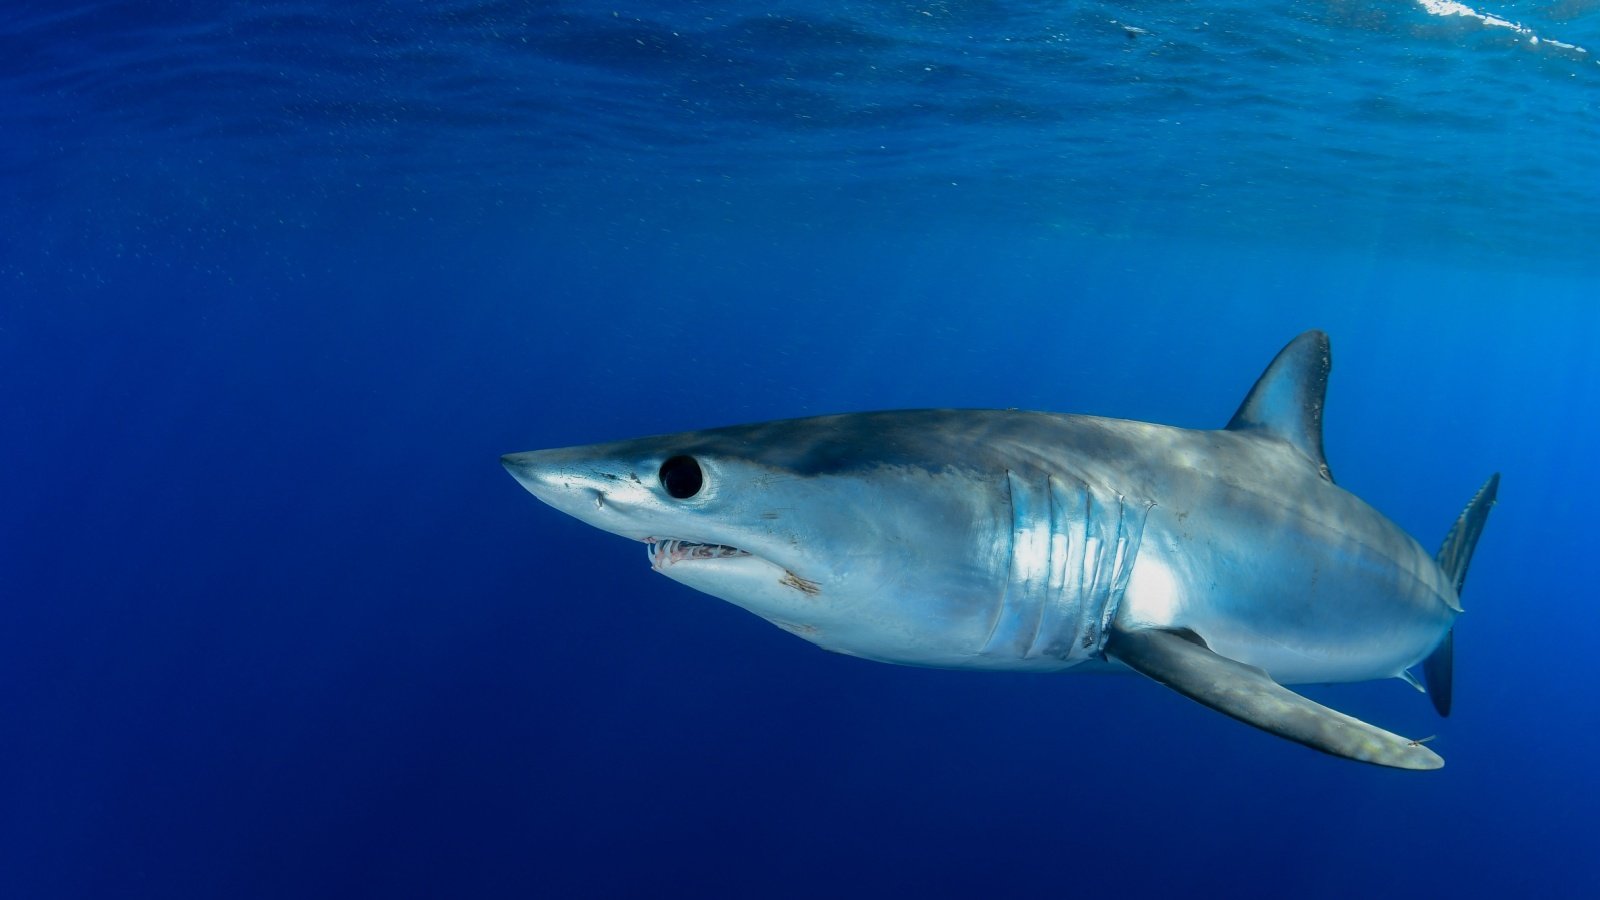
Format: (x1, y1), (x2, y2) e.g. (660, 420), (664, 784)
(1226, 330), (1333, 482)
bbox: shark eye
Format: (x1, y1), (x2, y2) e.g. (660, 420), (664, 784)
(658, 455), (704, 499)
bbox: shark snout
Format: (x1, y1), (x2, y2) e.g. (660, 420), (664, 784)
(500, 449), (594, 504)
(500, 451), (539, 472)
(500, 447), (652, 538)
(500, 450), (553, 495)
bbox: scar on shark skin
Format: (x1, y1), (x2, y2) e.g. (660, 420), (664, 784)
(780, 570), (821, 595)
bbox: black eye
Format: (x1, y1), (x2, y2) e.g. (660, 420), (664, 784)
(658, 455), (704, 499)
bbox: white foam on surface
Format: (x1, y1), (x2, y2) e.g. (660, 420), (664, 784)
(1416, 0), (1591, 57)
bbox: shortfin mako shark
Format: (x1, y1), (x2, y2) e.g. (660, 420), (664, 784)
(502, 331), (1497, 770)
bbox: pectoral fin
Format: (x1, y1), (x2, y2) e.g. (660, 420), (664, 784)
(1105, 627), (1443, 771)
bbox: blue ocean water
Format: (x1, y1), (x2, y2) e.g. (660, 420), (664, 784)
(3, 1), (1598, 897)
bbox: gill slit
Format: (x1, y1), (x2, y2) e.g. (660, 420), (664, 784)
(985, 468), (1152, 662)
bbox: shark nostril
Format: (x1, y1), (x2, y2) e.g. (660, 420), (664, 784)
(593, 490), (605, 510)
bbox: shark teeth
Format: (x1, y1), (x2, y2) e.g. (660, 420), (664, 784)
(646, 538), (751, 571)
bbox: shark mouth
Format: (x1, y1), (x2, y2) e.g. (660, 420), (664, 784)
(646, 538), (752, 571)
(644, 537), (822, 596)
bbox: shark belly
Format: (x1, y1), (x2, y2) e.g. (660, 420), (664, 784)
(1117, 450), (1457, 685)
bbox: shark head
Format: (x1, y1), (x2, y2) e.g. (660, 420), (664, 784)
(502, 412), (1019, 665)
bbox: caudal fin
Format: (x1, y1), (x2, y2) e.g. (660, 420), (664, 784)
(1423, 473), (1500, 717)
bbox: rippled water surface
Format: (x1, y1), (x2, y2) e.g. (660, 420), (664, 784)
(5, 1), (1598, 259)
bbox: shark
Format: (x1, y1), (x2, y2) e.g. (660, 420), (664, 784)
(502, 331), (1497, 770)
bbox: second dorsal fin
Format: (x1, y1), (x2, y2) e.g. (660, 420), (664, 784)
(1226, 330), (1333, 482)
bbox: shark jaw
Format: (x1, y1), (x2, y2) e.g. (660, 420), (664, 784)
(645, 538), (750, 571)
(646, 539), (823, 603)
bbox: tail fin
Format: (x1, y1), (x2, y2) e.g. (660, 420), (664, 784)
(1422, 473), (1500, 717)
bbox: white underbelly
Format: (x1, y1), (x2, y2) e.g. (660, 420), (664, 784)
(1118, 553), (1447, 685)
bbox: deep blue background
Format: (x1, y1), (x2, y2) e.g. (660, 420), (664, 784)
(4, 3), (1598, 898)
